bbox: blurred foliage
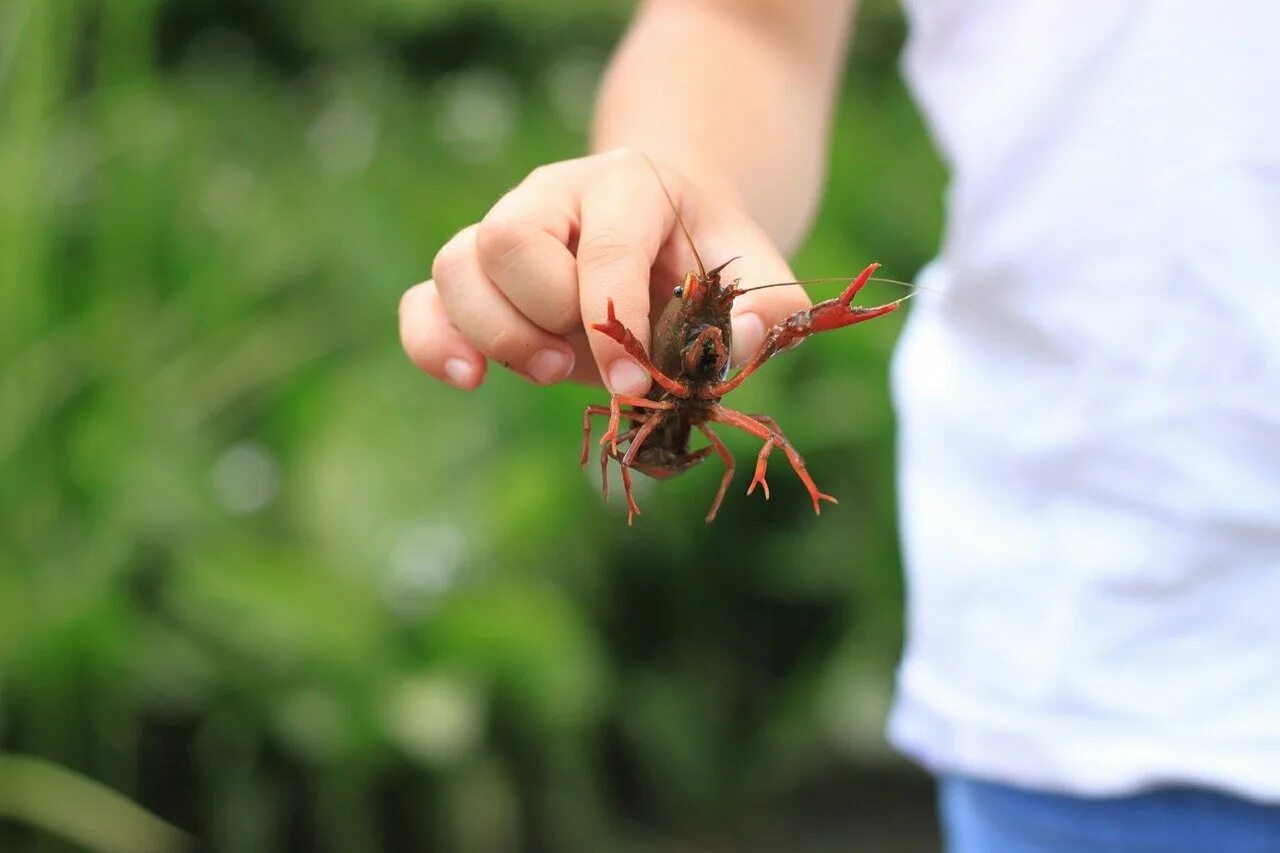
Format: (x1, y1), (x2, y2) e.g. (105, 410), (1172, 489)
(0, 0), (945, 850)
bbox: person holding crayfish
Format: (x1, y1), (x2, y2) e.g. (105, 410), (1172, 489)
(400, 1), (1280, 849)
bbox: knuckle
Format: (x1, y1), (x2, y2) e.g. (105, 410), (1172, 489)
(480, 327), (531, 367)
(607, 145), (642, 167)
(578, 229), (637, 273)
(525, 163), (558, 185)
(475, 213), (534, 271)
(431, 227), (475, 282)
(538, 301), (581, 336)
(620, 148), (656, 183)
(596, 147), (652, 184)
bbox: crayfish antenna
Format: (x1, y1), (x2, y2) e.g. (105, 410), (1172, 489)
(735, 273), (941, 296)
(639, 151), (707, 281)
(887, 291), (923, 309)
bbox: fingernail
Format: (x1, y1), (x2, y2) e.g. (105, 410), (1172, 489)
(732, 312), (765, 365)
(607, 359), (648, 394)
(528, 348), (573, 385)
(444, 357), (479, 389)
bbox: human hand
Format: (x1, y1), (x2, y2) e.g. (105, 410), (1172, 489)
(399, 149), (811, 395)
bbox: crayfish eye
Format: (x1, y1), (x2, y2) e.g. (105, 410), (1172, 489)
(673, 285), (684, 298)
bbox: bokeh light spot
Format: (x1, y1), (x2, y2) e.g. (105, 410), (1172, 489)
(211, 441), (281, 515)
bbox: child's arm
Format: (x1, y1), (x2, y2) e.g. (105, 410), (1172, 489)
(400, 0), (857, 394)
(595, 0), (856, 253)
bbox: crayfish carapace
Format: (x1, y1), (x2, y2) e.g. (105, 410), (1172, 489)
(582, 156), (907, 524)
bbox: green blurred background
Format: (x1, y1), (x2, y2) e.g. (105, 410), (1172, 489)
(0, 0), (946, 850)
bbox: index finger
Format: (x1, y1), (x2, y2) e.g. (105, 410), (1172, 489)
(576, 154), (674, 395)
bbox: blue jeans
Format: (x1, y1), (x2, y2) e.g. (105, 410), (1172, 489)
(939, 775), (1280, 853)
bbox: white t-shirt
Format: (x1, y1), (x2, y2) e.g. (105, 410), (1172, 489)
(888, 1), (1280, 800)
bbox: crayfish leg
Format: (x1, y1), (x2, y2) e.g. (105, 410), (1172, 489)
(709, 406), (837, 515)
(602, 393), (673, 453)
(617, 410), (671, 525)
(748, 439), (773, 501)
(599, 426), (641, 500)
(744, 413), (782, 500)
(581, 405), (613, 466)
(695, 424), (735, 523)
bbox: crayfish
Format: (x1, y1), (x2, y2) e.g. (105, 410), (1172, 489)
(582, 160), (906, 524)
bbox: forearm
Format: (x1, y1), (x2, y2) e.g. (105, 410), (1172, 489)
(592, 0), (855, 253)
